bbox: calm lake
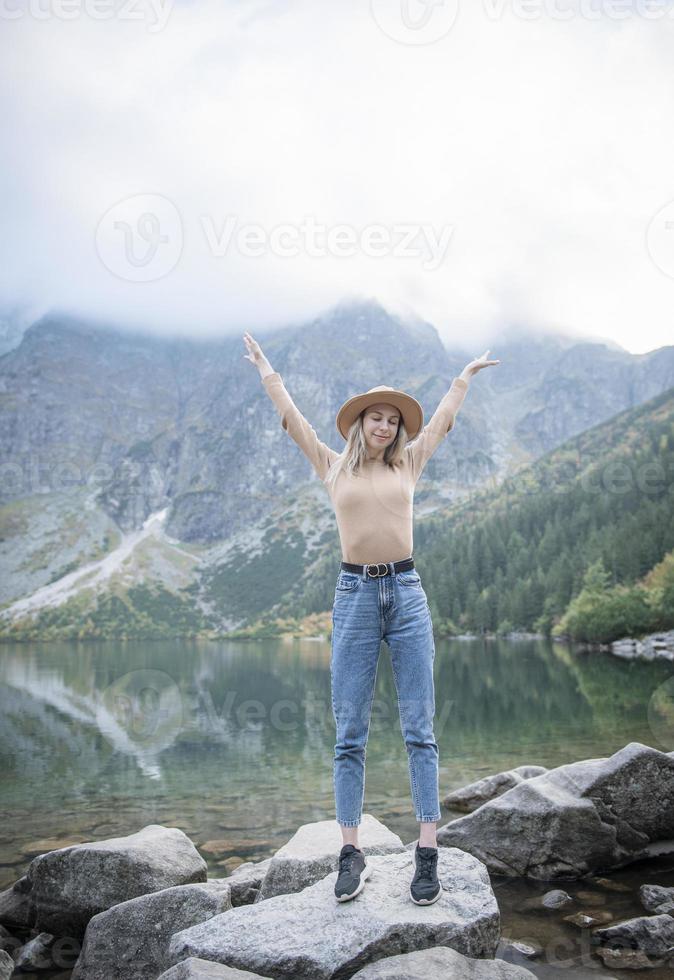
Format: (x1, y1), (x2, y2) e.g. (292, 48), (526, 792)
(1, 636), (673, 978)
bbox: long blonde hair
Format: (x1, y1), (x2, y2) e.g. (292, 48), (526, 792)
(324, 408), (409, 491)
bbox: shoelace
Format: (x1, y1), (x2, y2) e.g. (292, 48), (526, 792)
(415, 851), (437, 881)
(339, 850), (358, 875)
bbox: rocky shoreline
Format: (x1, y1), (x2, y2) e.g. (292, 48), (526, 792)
(463, 627), (674, 661)
(1, 742), (673, 978)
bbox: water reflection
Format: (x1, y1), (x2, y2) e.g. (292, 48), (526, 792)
(2, 636), (673, 978)
(0, 636), (671, 866)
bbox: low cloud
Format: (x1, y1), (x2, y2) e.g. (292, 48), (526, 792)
(1, 0), (673, 353)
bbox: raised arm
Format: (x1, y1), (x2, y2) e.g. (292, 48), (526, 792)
(243, 331), (338, 483)
(407, 377), (469, 480)
(262, 372), (338, 482)
(407, 348), (500, 481)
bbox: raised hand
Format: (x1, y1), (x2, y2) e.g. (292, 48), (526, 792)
(243, 332), (274, 377)
(461, 349), (500, 380)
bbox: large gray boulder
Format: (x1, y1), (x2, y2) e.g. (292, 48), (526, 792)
(167, 847), (499, 980)
(257, 814), (404, 901)
(592, 913), (674, 960)
(27, 824), (207, 939)
(443, 766), (548, 813)
(158, 958), (273, 978)
(640, 883), (674, 915)
(350, 946), (537, 978)
(437, 742), (674, 878)
(0, 949), (13, 980)
(0, 875), (35, 930)
(226, 859), (273, 907)
(71, 881), (232, 979)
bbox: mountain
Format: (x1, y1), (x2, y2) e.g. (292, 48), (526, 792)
(1, 298), (673, 638)
(415, 383), (674, 637)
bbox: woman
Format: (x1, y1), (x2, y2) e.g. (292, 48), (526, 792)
(243, 330), (499, 905)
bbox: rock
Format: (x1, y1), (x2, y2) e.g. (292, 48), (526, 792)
(642, 839), (674, 857)
(349, 946), (538, 978)
(0, 950), (13, 980)
(20, 836), (90, 858)
(519, 889), (590, 915)
(437, 742), (674, 878)
(588, 876), (631, 892)
(592, 913), (674, 957)
(516, 890), (572, 914)
(27, 824), (207, 940)
(0, 924), (18, 955)
(12, 931), (56, 971)
(200, 840), (273, 858)
(611, 630), (674, 661)
(640, 884), (674, 914)
(158, 959), (274, 978)
(0, 875), (36, 930)
(575, 890), (606, 905)
(594, 945), (660, 969)
(443, 767), (548, 813)
(167, 847), (499, 979)
(498, 938), (543, 959)
(226, 859), (273, 907)
(563, 910), (613, 927)
(71, 881), (232, 980)
(257, 814), (405, 901)
(541, 889), (572, 910)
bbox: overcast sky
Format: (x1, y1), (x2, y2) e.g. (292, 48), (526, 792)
(2, 0), (674, 354)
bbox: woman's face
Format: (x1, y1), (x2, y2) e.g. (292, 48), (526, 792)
(362, 402), (400, 455)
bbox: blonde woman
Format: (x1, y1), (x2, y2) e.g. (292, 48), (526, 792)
(243, 330), (499, 904)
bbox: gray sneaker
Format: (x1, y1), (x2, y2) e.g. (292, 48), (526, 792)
(334, 844), (370, 901)
(410, 843), (441, 905)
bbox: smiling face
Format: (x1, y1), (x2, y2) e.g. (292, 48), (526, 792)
(362, 401), (400, 458)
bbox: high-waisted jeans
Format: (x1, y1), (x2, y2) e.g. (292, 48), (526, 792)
(329, 559), (441, 827)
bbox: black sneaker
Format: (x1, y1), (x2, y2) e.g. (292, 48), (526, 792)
(410, 843), (441, 905)
(334, 844), (370, 902)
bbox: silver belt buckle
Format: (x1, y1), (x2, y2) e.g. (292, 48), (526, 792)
(367, 562), (388, 578)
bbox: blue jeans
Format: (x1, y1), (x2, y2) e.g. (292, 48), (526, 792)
(330, 560), (441, 827)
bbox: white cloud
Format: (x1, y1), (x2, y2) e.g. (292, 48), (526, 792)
(1, 0), (674, 353)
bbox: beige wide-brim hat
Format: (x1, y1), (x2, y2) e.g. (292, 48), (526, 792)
(335, 384), (424, 441)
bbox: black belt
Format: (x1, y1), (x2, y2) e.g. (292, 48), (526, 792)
(340, 556), (415, 578)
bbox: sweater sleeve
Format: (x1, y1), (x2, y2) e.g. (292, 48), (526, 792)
(262, 372), (339, 483)
(406, 377), (469, 482)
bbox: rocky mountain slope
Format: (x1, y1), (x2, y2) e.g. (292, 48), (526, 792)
(1, 298), (672, 636)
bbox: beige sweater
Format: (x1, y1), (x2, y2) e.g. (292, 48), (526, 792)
(262, 372), (469, 564)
